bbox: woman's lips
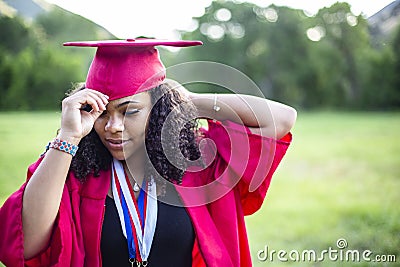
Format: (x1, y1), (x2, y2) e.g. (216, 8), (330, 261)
(105, 138), (130, 150)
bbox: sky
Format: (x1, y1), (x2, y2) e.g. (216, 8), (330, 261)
(44, 0), (395, 39)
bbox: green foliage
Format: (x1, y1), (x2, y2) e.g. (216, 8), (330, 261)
(0, 1), (399, 110)
(391, 25), (400, 107)
(0, 6), (114, 111)
(34, 6), (114, 45)
(178, 1), (400, 110)
(0, 44), (83, 110)
(0, 16), (36, 54)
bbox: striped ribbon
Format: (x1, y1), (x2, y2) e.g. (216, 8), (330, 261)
(111, 159), (158, 264)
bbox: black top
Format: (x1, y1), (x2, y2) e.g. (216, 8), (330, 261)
(101, 185), (194, 267)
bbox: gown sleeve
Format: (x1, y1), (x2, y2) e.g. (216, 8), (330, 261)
(0, 182), (27, 267)
(203, 119), (292, 215)
(0, 157), (77, 267)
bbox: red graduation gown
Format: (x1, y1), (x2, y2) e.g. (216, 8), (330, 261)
(0, 120), (291, 267)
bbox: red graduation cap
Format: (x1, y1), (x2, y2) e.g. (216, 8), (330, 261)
(63, 39), (202, 100)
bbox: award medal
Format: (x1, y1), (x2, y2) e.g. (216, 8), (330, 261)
(111, 159), (157, 267)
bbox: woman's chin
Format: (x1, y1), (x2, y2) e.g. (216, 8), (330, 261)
(109, 151), (127, 161)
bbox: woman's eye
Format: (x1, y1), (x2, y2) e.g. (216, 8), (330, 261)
(124, 109), (139, 115)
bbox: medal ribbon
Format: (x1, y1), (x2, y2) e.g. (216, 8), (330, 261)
(112, 159), (158, 263)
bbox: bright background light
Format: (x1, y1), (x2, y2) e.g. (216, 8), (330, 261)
(44, 0), (394, 38)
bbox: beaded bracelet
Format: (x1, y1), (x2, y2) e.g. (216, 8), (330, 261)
(47, 138), (79, 156)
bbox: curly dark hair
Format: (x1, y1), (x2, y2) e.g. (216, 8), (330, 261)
(69, 81), (202, 185)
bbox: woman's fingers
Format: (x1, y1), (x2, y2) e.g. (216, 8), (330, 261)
(60, 89), (109, 140)
(76, 89), (109, 112)
(86, 89), (109, 110)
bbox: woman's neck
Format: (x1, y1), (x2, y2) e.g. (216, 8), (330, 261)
(122, 160), (144, 188)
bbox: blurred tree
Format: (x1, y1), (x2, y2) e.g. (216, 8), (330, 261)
(311, 2), (371, 108)
(0, 16), (36, 109)
(179, 1), (316, 109)
(0, 16), (37, 54)
(0, 4), (115, 110)
(35, 6), (114, 44)
(390, 24), (400, 108)
(28, 47), (82, 110)
(0, 50), (14, 108)
(259, 6), (315, 108)
(2, 46), (82, 110)
(34, 6), (114, 72)
(359, 47), (396, 109)
(1, 1), (398, 110)
(178, 1), (398, 110)
(0, 14), (85, 110)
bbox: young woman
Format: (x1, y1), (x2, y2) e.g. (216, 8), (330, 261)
(0, 39), (296, 267)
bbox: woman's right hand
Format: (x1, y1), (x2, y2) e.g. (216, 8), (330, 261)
(58, 88), (109, 144)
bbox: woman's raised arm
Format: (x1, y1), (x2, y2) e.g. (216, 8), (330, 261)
(22, 89), (108, 259)
(189, 92), (297, 139)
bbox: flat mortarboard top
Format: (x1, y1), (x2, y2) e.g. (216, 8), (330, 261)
(63, 39), (202, 100)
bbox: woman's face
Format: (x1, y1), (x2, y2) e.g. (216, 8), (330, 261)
(94, 91), (152, 161)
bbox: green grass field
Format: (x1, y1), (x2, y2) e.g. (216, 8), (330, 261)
(0, 111), (399, 266)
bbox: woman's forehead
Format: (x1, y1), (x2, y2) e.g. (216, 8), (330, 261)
(108, 91), (150, 107)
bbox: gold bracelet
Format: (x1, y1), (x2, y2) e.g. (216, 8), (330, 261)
(213, 93), (221, 112)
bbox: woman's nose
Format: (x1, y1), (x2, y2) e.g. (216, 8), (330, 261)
(104, 116), (124, 133)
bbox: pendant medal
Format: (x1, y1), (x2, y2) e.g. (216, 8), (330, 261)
(129, 258), (148, 267)
(133, 182), (140, 192)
